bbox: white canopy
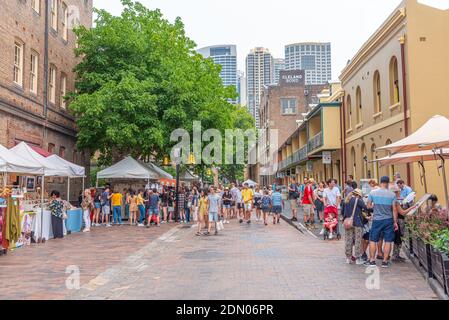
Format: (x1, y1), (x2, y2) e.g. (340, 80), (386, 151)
(243, 179), (258, 187)
(378, 115), (449, 154)
(9, 142), (68, 177)
(0, 144), (44, 174)
(47, 154), (85, 177)
(97, 156), (172, 180)
(375, 149), (449, 166)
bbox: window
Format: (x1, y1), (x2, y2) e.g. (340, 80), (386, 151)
(281, 98), (297, 115)
(356, 86), (362, 124)
(49, 66), (56, 104)
(386, 139), (394, 180)
(389, 56), (400, 105)
(59, 146), (66, 158)
(351, 147), (356, 181)
(371, 144), (379, 181)
(361, 143), (368, 179)
(51, 0), (58, 31)
(13, 41), (24, 86)
(346, 95), (352, 129)
(60, 73), (67, 108)
(30, 52), (38, 94)
(31, 0), (40, 13)
(48, 143), (55, 153)
(373, 71), (381, 114)
(62, 3), (68, 40)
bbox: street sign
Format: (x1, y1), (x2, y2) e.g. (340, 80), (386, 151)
(323, 151), (332, 164)
(306, 161), (313, 172)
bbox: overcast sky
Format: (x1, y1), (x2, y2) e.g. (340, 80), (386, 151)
(92, 0), (423, 80)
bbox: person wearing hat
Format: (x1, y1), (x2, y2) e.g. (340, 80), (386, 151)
(364, 176), (398, 268)
(342, 188), (368, 264)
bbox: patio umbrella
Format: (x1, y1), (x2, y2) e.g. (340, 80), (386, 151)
(377, 115), (449, 208)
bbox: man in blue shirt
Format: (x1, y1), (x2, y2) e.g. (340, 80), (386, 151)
(148, 189), (160, 227)
(397, 180), (413, 202)
(271, 188), (284, 225)
(365, 176), (398, 269)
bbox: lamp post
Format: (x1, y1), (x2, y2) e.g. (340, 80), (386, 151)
(173, 148), (181, 222)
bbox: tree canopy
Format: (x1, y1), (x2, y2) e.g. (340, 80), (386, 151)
(71, 0), (252, 169)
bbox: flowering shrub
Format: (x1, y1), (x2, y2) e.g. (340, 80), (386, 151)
(406, 208), (449, 244)
(430, 229), (449, 255)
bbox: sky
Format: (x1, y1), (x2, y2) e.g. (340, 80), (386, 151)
(92, 0), (406, 80)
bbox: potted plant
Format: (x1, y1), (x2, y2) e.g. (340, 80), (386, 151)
(430, 228), (449, 295)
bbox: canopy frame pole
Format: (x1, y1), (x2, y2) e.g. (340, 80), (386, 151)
(82, 177), (85, 201)
(437, 149), (449, 211)
(67, 177), (70, 204)
(40, 175), (45, 243)
(418, 159), (428, 194)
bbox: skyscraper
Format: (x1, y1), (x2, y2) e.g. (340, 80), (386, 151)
(246, 47), (273, 128)
(284, 42), (332, 85)
(197, 45), (238, 103)
(273, 58), (285, 85)
(237, 71), (247, 106)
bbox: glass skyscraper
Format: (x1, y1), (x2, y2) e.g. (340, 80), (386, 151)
(284, 42), (332, 85)
(197, 45), (238, 103)
(273, 58), (285, 85)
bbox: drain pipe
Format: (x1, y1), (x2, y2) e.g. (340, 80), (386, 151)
(399, 35), (411, 186)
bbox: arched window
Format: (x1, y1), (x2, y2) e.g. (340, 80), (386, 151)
(371, 144), (379, 181)
(351, 147), (356, 181)
(356, 86), (362, 125)
(389, 57), (400, 105)
(373, 71), (381, 114)
(361, 143), (368, 179)
(346, 95), (352, 129)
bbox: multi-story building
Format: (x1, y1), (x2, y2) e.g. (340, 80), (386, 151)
(197, 45), (238, 103)
(340, 0), (449, 201)
(0, 0), (93, 198)
(276, 82), (343, 185)
(237, 70), (247, 106)
(246, 47), (273, 128)
(258, 70), (327, 185)
(284, 42), (332, 85)
(273, 58), (285, 85)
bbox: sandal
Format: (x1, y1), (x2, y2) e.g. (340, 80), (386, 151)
(195, 232), (202, 236)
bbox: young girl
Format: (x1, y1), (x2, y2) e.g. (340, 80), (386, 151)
(254, 187), (263, 222)
(314, 182), (325, 223)
(196, 190), (208, 236)
(324, 212), (338, 239)
(261, 190), (272, 226)
(129, 190), (138, 226)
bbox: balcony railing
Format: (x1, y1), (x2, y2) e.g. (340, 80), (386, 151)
(278, 145), (309, 171)
(299, 145), (308, 161)
(308, 132), (323, 152)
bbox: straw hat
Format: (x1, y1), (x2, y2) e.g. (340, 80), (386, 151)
(352, 188), (363, 197)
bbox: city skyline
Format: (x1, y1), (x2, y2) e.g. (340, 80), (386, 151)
(93, 0), (406, 81)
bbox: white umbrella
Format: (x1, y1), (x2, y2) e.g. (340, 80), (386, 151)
(0, 144), (43, 175)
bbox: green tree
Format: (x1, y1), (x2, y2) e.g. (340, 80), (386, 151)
(71, 0), (237, 166)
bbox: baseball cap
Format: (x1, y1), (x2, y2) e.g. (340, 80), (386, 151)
(380, 176), (390, 184)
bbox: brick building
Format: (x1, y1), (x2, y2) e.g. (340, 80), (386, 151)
(256, 70), (326, 185)
(0, 0), (92, 199)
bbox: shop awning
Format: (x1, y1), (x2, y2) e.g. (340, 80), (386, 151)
(0, 144), (44, 174)
(179, 169), (199, 182)
(374, 149), (449, 166)
(9, 142), (68, 177)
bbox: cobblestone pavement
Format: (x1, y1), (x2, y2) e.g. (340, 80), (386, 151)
(0, 215), (438, 300)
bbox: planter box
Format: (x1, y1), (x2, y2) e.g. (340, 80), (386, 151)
(411, 234), (419, 257)
(430, 247), (447, 294)
(403, 227), (413, 254)
(416, 238), (433, 278)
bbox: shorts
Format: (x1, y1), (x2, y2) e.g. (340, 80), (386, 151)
(303, 204), (313, 216)
(262, 207), (270, 213)
(94, 202), (101, 209)
(289, 199), (298, 210)
(370, 219), (395, 243)
(102, 206), (110, 216)
(208, 211), (218, 222)
(272, 205), (282, 214)
(223, 204), (231, 209)
(168, 206), (174, 212)
(148, 207), (159, 216)
(244, 203), (252, 211)
(237, 203), (244, 210)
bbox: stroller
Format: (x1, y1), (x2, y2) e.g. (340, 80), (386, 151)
(322, 206), (341, 240)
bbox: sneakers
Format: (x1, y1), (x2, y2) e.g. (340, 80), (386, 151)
(329, 232), (333, 240)
(364, 260), (377, 267)
(106, 224), (112, 228)
(247, 220), (251, 224)
(239, 219), (243, 224)
(382, 261), (392, 268)
(319, 229), (325, 235)
(137, 223), (144, 227)
(345, 257), (353, 264)
(361, 253), (368, 261)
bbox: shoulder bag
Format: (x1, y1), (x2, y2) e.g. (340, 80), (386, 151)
(344, 198), (358, 230)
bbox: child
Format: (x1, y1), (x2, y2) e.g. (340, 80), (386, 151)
(324, 212), (338, 239)
(261, 190), (272, 226)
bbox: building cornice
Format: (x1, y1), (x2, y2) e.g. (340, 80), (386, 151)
(339, 4), (406, 83)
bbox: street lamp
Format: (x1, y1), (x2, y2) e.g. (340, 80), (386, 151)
(173, 147), (181, 222)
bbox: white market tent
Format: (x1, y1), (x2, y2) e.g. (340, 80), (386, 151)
(0, 144), (43, 175)
(377, 115), (449, 208)
(97, 156), (172, 182)
(243, 179), (258, 187)
(47, 154), (85, 177)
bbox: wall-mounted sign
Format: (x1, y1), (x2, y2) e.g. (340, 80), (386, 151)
(280, 70), (305, 86)
(322, 151), (332, 165)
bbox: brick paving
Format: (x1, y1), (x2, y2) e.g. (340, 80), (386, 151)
(0, 215), (438, 300)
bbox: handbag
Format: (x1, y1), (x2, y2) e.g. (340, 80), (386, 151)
(344, 198), (358, 230)
(217, 220), (224, 231)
